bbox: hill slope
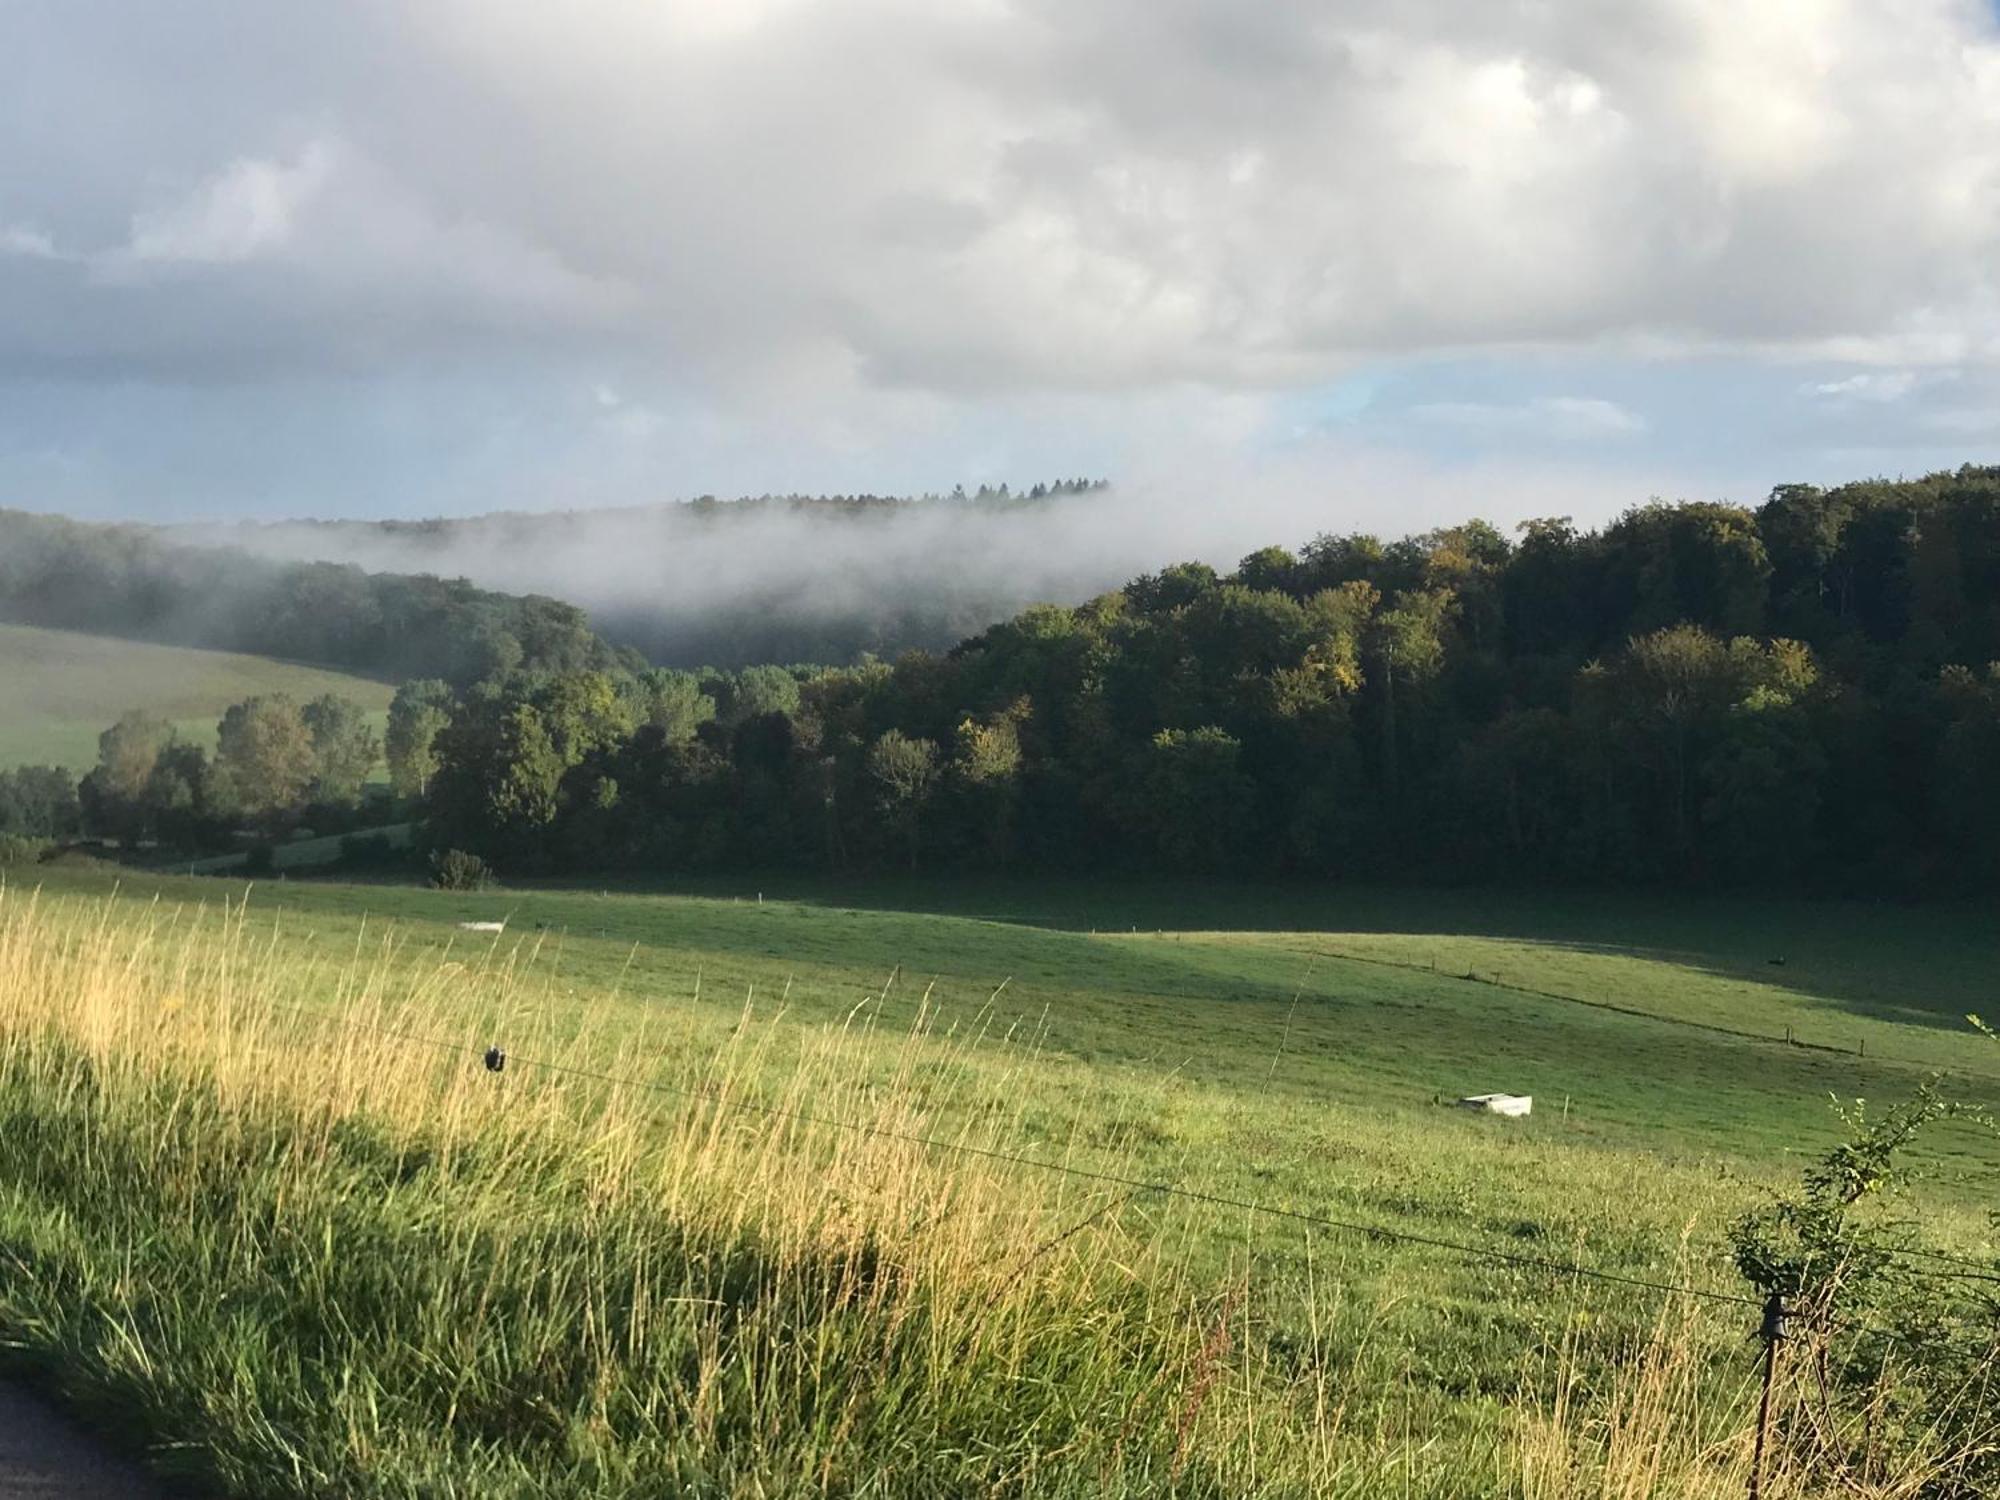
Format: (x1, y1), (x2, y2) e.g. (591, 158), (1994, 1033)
(3, 867), (1992, 1493)
(0, 625), (395, 771)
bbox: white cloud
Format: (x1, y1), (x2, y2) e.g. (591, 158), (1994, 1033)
(0, 226), (57, 260)
(1809, 370), (1924, 402)
(1409, 396), (1646, 439)
(95, 136), (625, 317)
(0, 0), (1998, 410)
(117, 142), (337, 267)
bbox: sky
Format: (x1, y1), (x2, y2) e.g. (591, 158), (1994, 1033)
(4, 0), (2000, 537)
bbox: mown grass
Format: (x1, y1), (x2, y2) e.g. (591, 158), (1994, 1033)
(0, 624), (394, 771)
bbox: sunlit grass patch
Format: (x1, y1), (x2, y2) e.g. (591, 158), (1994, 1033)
(0, 882), (1987, 1496)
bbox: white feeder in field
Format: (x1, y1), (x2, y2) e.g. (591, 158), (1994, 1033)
(457, 920), (506, 934)
(1458, 1093), (1532, 1118)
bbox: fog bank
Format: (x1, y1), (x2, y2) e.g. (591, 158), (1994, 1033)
(173, 455), (1662, 666)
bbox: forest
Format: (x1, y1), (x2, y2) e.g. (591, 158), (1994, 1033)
(0, 509), (635, 685)
(11, 465), (2000, 895)
(174, 480), (1126, 666)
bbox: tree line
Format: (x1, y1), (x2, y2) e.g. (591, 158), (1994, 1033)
(0, 693), (388, 858)
(12, 466), (2000, 894)
(0, 663), (826, 861)
(0, 509), (634, 685)
(405, 467), (2000, 893)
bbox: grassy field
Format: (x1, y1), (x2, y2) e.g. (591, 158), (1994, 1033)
(0, 624), (395, 770)
(0, 864), (1993, 1495)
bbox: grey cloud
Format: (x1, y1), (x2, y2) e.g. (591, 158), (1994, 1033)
(1, 0), (1997, 397)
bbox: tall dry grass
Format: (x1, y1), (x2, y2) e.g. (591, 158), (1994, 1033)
(0, 883), (1966, 1497)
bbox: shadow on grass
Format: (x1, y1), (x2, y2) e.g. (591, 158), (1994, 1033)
(510, 871), (2000, 1032)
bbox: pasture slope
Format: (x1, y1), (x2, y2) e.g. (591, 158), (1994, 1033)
(0, 624), (395, 771)
(0, 863), (1993, 1497)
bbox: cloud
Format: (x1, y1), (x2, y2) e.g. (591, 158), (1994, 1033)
(1408, 396), (1647, 439)
(1807, 370), (1924, 402)
(0, 0), (1994, 399)
(113, 143), (338, 269)
(0, 227), (57, 260)
(92, 135), (630, 320)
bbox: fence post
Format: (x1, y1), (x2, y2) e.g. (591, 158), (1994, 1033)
(1748, 1291), (1786, 1500)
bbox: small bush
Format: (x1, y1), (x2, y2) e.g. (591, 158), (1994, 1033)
(0, 835), (51, 866)
(243, 845), (277, 877)
(1731, 1082), (1999, 1492)
(428, 848), (492, 891)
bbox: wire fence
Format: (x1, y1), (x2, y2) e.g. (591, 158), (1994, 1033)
(256, 990), (2000, 1346)
(1306, 944), (1999, 1080)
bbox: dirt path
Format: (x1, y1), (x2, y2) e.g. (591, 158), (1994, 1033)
(0, 1385), (165, 1498)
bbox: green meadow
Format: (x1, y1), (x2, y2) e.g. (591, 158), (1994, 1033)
(0, 863), (1993, 1495)
(0, 623), (394, 771)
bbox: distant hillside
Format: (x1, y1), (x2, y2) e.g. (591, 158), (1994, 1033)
(175, 483), (1137, 668)
(0, 509), (633, 686)
(0, 625), (395, 772)
(417, 465), (2000, 895)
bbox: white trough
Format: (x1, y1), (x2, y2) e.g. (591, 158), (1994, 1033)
(457, 920), (507, 934)
(1457, 1093), (1532, 1118)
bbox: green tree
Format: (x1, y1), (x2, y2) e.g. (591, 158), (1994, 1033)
(488, 705), (566, 834)
(452, 620), (525, 685)
(423, 674), (632, 868)
(385, 680), (454, 799)
(949, 700), (1027, 864)
(1232, 546), (1299, 595)
(1606, 625), (1733, 866)
(1937, 663), (2000, 884)
(1502, 517), (1591, 658)
(1125, 562), (1219, 615)
(1366, 587), (1456, 806)
(302, 694), (381, 807)
(532, 671), (635, 763)
(80, 711), (177, 840)
(95, 710), (174, 805)
(1600, 501), (1771, 639)
(215, 695), (317, 826)
(145, 742), (218, 852)
(1299, 532), (1387, 592)
(1602, 627), (1819, 875)
(725, 664), (803, 726)
(632, 669), (717, 743)
(1130, 726), (1255, 870)
(866, 730), (940, 870)
(0, 766), (79, 838)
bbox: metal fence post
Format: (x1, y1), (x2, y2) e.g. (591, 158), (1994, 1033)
(1748, 1291), (1786, 1499)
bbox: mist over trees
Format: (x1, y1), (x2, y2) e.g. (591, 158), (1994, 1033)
(404, 466), (2000, 895)
(172, 482), (1135, 667)
(24, 465), (2000, 895)
(0, 509), (634, 686)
